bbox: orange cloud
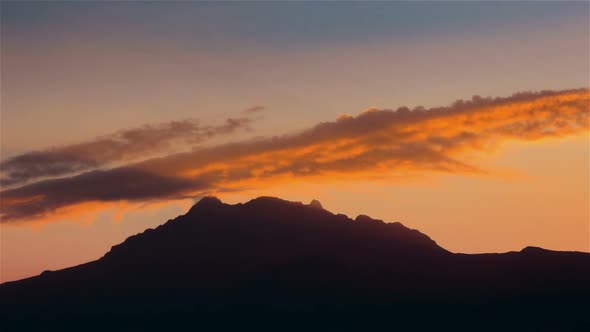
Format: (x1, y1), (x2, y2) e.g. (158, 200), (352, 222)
(1, 89), (588, 223)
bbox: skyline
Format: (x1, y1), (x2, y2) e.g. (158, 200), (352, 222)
(1, 1), (589, 283)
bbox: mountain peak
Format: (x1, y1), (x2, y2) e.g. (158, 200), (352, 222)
(355, 214), (380, 223)
(521, 246), (549, 254)
(188, 196), (223, 212)
(309, 199), (323, 210)
(198, 195), (223, 205)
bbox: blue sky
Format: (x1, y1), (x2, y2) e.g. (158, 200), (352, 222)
(3, 1), (588, 47)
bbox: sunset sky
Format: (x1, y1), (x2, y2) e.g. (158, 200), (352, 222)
(1, 1), (589, 282)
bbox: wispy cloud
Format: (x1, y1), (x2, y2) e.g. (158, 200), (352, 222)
(243, 106), (266, 114)
(0, 115), (259, 187)
(1, 89), (588, 223)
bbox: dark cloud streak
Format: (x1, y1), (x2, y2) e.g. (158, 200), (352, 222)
(0, 167), (208, 221)
(0, 115), (257, 187)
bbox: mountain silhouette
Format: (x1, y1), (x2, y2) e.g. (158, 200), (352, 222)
(1, 196), (589, 331)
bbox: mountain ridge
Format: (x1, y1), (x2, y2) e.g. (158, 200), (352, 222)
(1, 196), (589, 330)
(104, 195), (446, 258)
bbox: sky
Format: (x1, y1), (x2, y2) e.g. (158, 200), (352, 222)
(1, 1), (589, 282)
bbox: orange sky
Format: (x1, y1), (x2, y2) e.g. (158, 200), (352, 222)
(1, 1), (589, 283)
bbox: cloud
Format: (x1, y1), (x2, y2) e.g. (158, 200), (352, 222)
(0, 167), (207, 221)
(0, 115), (256, 187)
(1, 88), (588, 223)
(243, 106), (266, 114)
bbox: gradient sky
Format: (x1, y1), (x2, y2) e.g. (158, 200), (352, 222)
(1, 1), (589, 282)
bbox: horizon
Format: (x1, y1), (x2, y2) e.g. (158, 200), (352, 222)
(1, 1), (589, 284)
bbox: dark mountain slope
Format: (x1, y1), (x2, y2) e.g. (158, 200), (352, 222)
(1, 197), (589, 331)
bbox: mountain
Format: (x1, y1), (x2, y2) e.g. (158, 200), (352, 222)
(1, 196), (589, 331)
